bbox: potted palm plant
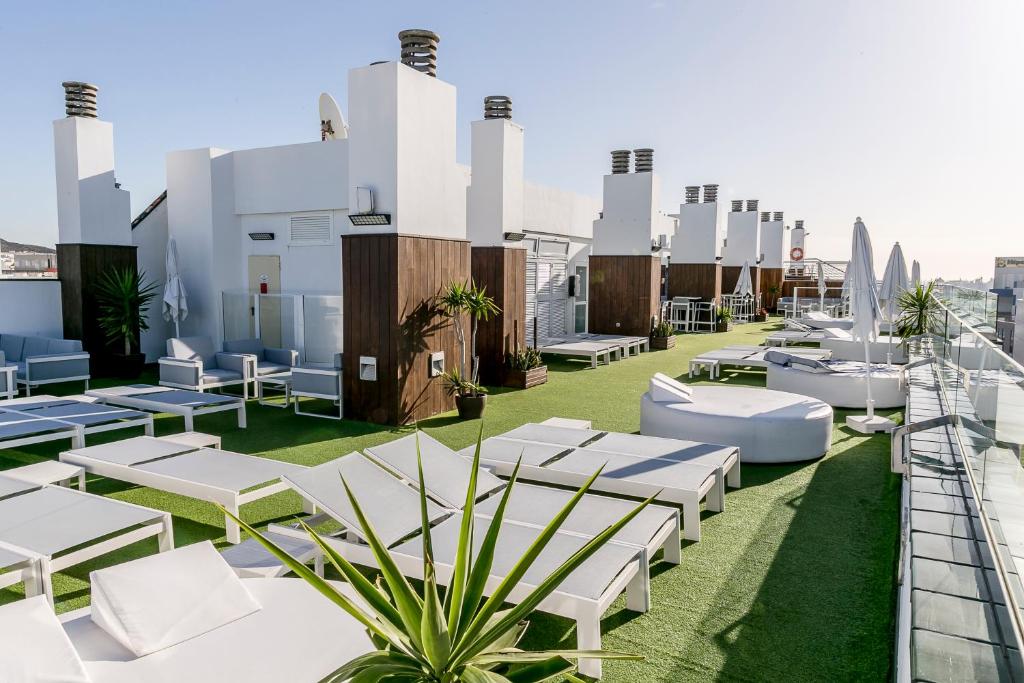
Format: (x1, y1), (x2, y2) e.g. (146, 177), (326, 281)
(650, 320), (676, 350)
(222, 428), (650, 682)
(438, 280), (501, 419)
(503, 346), (547, 389)
(895, 282), (939, 338)
(765, 283), (782, 311)
(95, 266), (158, 378)
(715, 306), (733, 333)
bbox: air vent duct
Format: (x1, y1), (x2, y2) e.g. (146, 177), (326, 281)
(484, 95), (512, 119)
(684, 186), (700, 204)
(760, 212), (770, 222)
(62, 81), (97, 118)
(731, 200), (743, 212)
(702, 184), (718, 203)
(610, 150), (631, 174)
(773, 211), (783, 221)
(398, 29), (439, 77)
(746, 199), (759, 212)
(634, 148), (653, 173)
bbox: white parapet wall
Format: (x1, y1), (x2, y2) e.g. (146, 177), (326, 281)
(722, 210), (761, 266)
(759, 218), (786, 268)
(0, 280), (64, 337)
(671, 201), (720, 264)
(467, 117), (524, 247)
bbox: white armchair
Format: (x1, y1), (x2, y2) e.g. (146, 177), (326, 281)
(159, 336), (255, 399)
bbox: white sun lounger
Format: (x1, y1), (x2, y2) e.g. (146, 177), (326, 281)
(538, 341), (620, 368)
(463, 423), (740, 542)
(364, 432), (682, 565)
(690, 345), (832, 379)
(271, 452), (646, 679)
(764, 328), (830, 347)
(0, 546), (41, 598)
(1, 395), (154, 441)
(60, 436), (310, 544)
(86, 384), (247, 431)
(0, 544), (375, 683)
(573, 333), (649, 357)
(0, 476), (173, 603)
(0, 410), (84, 451)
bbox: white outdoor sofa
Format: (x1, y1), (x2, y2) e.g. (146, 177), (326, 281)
(86, 384), (247, 430)
(764, 350), (905, 409)
(640, 373), (834, 463)
(60, 435), (311, 544)
(0, 542), (374, 683)
(463, 422), (741, 542)
(0, 476), (173, 603)
(0, 333), (91, 397)
(159, 336), (255, 399)
(270, 451), (649, 679)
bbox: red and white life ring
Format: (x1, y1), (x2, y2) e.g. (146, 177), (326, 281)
(790, 247), (804, 261)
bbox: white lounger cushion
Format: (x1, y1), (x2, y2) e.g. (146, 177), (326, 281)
(767, 362), (904, 409)
(640, 385), (833, 463)
(0, 595), (90, 683)
(90, 542), (260, 657)
(649, 373), (693, 403)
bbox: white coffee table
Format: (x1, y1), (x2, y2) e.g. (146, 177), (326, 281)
(4, 460), (86, 491)
(257, 373), (293, 409)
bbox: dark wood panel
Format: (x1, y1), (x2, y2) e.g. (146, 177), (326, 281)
(759, 267), (784, 309)
(57, 243), (138, 373)
(588, 255), (660, 336)
(471, 246), (526, 385)
(342, 233), (471, 425)
(722, 265), (761, 301)
(667, 263), (722, 302)
(780, 278), (845, 299)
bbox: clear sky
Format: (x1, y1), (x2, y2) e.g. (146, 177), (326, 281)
(1, 0), (1020, 279)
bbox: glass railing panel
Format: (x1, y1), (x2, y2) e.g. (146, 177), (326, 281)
(302, 294), (343, 366)
(222, 291), (254, 341)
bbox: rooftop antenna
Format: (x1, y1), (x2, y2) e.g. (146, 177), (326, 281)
(318, 92), (347, 141)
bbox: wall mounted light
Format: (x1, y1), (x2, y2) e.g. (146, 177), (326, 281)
(359, 356), (377, 381)
(429, 351), (444, 377)
(503, 231), (526, 241)
(348, 213), (391, 226)
(248, 232), (275, 241)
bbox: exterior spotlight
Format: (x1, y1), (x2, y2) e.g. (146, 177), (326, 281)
(503, 231), (526, 241)
(348, 213), (392, 226)
(247, 232), (275, 241)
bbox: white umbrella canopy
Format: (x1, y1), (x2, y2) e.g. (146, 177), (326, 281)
(733, 260), (753, 297)
(162, 238), (188, 338)
(911, 260), (922, 287)
(817, 263), (828, 311)
(846, 218), (893, 433)
(878, 242), (910, 365)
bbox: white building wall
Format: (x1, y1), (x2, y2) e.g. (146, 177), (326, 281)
(671, 201), (720, 264)
(592, 173), (670, 256)
(233, 140), (348, 216)
(722, 210), (761, 266)
(523, 182), (600, 240)
(53, 117), (131, 246)
(0, 280), (63, 337)
(759, 219), (786, 268)
(239, 212), (343, 293)
(131, 198), (172, 361)
(467, 118), (524, 247)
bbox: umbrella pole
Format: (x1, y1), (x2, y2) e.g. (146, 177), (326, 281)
(886, 299), (894, 366)
(175, 319), (180, 338)
(864, 337), (875, 419)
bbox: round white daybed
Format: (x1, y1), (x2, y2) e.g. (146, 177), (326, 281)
(819, 335), (907, 364)
(640, 374), (833, 463)
(766, 361), (904, 409)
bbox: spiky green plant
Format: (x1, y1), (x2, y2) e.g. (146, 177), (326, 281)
(95, 267), (159, 355)
(437, 281), (472, 379)
(464, 282), (501, 384)
(440, 368), (487, 399)
(895, 282), (940, 339)
(438, 281), (501, 385)
(223, 428), (652, 682)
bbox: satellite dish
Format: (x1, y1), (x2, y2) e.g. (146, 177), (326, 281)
(318, 92), (347, 140)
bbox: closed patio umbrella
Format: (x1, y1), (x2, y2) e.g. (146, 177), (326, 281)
(911, 260), (921, 287)
(846, 218), (895, 433)
(878, 242), (910, 366)
(817, 262), (828, 312)
(734, 260), (753, 296)
(162, 237), (188, 338)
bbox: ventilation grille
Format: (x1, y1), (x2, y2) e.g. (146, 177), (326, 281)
(289, 214), (332, 245)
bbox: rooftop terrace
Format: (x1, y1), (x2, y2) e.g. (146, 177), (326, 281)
(0, 320), (900, 681)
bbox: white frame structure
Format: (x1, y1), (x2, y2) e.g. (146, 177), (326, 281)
(291, 366), (343, 420)
(0, 546), (42, 598)
(0, 395), (154, 440)
(18, 352), (91, 397)
(59, 436), (312, 544)
(0, 364), (15, 400)
(86, 385), (247, 430)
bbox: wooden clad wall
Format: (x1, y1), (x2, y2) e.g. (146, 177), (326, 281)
(342, 233), (471, 425)
(588, 255), (660, 336)
(780, 278), (845, 299)
(722, 265), (761, 301)
(759, 267), (784, 309)
(471, 246), (526, 386)
(56, 243), (139, 372)
(667, 263), (722, 302)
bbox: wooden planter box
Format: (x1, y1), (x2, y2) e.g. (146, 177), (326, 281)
(753, 314), (768, 323)
(715, 322), (733, 333)
(503, 366), (548, 389)
(651, 335), (676, 350)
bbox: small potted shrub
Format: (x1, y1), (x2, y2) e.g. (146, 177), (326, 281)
(715, 306), (733, 332)
(650, 320), (676, 350)
(441, 368), (488, 419)
(95, 266), (158, 378)
(504, 346), (547, 389)
(753, 307), (769, 323)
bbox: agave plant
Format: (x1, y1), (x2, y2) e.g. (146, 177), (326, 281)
(895, 282), (940, 339)
(224, 428), (652, 682)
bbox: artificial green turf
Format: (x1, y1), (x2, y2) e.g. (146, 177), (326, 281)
(0, 320), (900, 681)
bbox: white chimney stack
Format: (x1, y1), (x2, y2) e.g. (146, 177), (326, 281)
(467, 95), (524, 247)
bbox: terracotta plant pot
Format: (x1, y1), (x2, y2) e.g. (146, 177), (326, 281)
(650, 335), (676, 350)
(455, 394), (487, 419)
(504, 366), (548, 389)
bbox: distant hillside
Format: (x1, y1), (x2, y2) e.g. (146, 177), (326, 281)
(0, 238), (56, 254)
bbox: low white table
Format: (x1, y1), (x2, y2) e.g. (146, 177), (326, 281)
(4, 460), (86, 491)
(540, 417), (593, 430)
(256, 373), (293, 409)
(159, 431), (222, 449)
(689, 358), (720, 380)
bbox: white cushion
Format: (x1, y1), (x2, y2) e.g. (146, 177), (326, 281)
(0, 595), (90, 682)
(649, 373), (693, 403)
(90, 541), (261, 657)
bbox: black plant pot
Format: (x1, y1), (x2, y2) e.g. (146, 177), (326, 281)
(107, 352), (146, 379)
(455, 394), (487, 419)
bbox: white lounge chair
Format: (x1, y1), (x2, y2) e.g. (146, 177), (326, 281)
(0, 476), (173, 603)
(0, 410), (84, 451)
(764, 350), (905, 409)
(797, 310), (854, 330)
(60, 436), (311, 544)
(640, 373), (834, 463)
(0, 542), (374, 683)
(86, 384), (247, 430)
(689, 345), (832, 379)
(0, 546), (41, 598)
(0, 395), (153, 442)
(464, 423), (741, 542)
(817, 327), (907, 363)
(271, 452), (647, 679)
(537, 340), (620, 368)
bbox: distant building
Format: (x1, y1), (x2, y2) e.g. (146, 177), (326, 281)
(992, 257), (1024, 362)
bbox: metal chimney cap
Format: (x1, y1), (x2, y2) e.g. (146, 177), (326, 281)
(62, 81), (98, 118)
(610, 149), (631, 174)
(633, 148), (654, 173)
(398, 29), (440, 77)
(483, 95), (512, 119)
